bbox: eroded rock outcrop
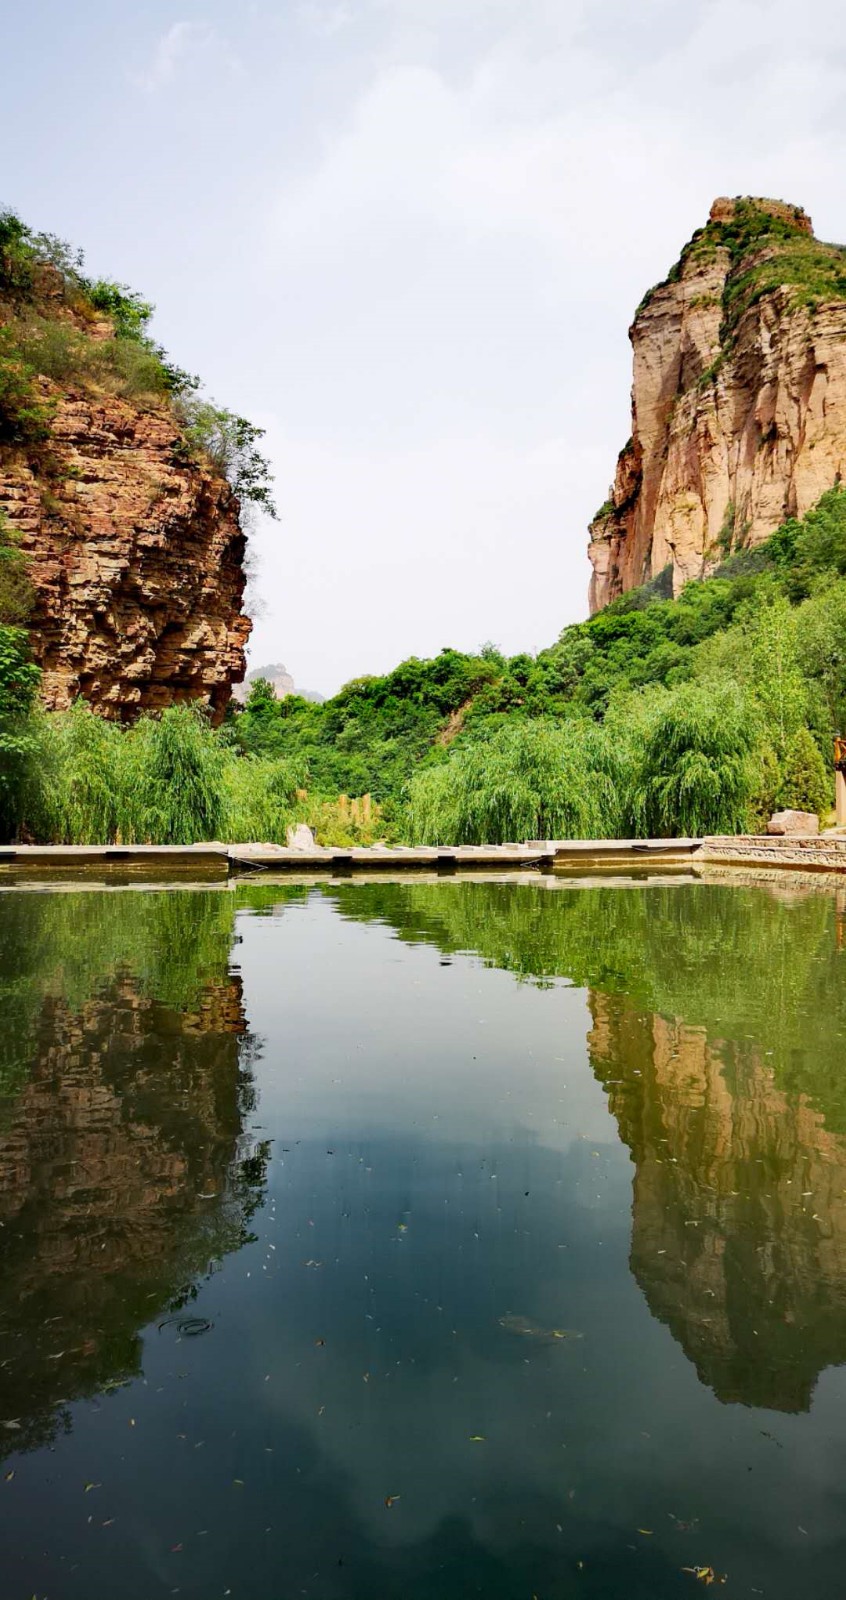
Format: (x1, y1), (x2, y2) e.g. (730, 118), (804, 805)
(0, 255), (251, 721)
(588, 197), (846, 610)
(3, 395), (250, 720)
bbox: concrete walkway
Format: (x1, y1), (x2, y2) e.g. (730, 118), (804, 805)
(4, 835), (846, 881)
(0, 838), (703, 879)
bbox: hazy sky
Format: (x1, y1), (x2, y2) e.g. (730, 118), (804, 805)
(6, 1), (846, 693)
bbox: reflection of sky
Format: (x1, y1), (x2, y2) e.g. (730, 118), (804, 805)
(235, 891), (616, 1148)
(6, 889), (846, 1599)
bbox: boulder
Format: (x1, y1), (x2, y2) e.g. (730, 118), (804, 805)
(286, 823), (316, 850)
(766, 810), (820, 836)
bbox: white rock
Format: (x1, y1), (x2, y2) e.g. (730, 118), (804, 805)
(286, 823), (316, 849)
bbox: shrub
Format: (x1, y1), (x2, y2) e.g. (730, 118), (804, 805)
(175, 399), (277, 517)
(32, 702), (125, 843)
(0, 627), (41, 841)
(774, 727), (831, 818)
(131, 705), (226, 844)
(222, 755), (301, 843)
(627, 680), (757, 837)
(0, 514), (34, 625)
(0, 332), (53, 443)
(407, 720), (629, 845)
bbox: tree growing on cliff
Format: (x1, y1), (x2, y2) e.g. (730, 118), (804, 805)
(175, 399), (277, 519)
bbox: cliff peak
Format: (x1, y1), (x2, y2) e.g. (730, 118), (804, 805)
(708, 195), (813, 233)
(588, 196), (846, 610)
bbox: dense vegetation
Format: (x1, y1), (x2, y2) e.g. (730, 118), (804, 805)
(226, 486), (846, 841)
(2, 485), (846, 844)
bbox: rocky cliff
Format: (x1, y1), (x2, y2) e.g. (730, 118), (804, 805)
(588, 196), (846, 611)
(0, 227), (252, 721)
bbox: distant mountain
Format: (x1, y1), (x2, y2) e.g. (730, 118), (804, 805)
(231, 663), (325, 705)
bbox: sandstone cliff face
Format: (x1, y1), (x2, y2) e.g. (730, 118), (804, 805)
(588, 197), (846, 611)
(0, 262), (251, 722)
(1, 393), (250, 721)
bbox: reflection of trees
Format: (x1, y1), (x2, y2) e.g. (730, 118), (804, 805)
(0, 891), (267, 1454)
(323, 878), (846, 1129)
(320, 877), (846, 1410)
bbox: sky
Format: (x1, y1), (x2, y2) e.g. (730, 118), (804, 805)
(6, 0), (846, 695)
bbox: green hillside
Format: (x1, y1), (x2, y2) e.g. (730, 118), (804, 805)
(234, 486), (846, 839)
(4, 482), (845, 845)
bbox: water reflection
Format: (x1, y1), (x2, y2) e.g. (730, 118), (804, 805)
(0, 891), (267, 1454)
(591, 995), (846, 1411)
(322, 877), (846, 1411)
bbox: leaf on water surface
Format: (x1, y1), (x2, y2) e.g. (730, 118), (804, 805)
(384, 1496), (401, 1508)
(469, 1435), (486, 1442)
(314, 1338), (325, 1347)
(233, 1478), (244, 1487)
(681, 1567), (725, 1586)
(637, 1528), (653, 1535)
(84, 1482), (101, 1492)
(4, 1471), (13, 1482)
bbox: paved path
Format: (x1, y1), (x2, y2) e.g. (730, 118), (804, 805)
(0, 839), (704, 878)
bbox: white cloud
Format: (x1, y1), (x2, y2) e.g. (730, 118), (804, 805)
(133, 20), (241, 93)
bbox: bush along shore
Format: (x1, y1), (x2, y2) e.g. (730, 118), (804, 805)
(3, 483), (846, 847)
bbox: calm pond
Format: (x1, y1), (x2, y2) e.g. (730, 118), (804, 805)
(1, 874), (846, 1598)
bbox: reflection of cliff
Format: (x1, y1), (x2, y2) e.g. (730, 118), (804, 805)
(0, 969), (265, 1453)
(590, 992), (846, 1411)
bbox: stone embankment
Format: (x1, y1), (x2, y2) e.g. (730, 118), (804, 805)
(3, 835), (846, 883)
(699, 834), (846, 872)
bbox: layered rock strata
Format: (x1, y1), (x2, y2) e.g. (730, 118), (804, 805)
(588, 196), (846, 610)
(2, 394), (249, 721)
(0, 272), (250, 721)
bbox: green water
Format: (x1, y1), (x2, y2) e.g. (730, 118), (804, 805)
(1, 874), (846, 1597)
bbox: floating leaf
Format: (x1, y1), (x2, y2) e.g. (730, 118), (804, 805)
(84, 1482), (101, 1493)
(469, 1435), (486, 1442)
(384, 1495), (401, 1508)
(681, 1567), (725, 1586)
(4, 1471), (13, 1482)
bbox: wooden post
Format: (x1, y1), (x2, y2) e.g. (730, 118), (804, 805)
(836, 737), (846, 827)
